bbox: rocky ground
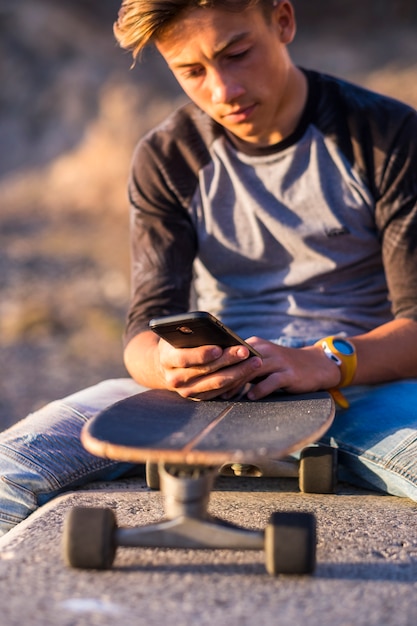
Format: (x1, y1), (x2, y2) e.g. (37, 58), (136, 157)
(1, 0), (417, 428)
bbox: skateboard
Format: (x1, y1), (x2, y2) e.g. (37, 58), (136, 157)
(63, 389), (336, 576)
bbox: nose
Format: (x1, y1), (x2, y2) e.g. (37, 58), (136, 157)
(210, 70), (244, 105)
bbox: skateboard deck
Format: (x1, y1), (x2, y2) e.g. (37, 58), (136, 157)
(65, 390), (336, 575)
(82, 389), (335, 467)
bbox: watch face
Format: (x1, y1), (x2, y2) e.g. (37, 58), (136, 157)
(333, 338), (354, 355)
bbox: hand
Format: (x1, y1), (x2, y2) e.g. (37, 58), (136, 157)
(242, 338), (342, 400)
(157, 338), (263, 400)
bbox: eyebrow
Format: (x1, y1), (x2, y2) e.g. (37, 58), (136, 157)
(170, 32), (251, 69)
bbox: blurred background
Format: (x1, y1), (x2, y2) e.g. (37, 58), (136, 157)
(1, 0), (416, 428)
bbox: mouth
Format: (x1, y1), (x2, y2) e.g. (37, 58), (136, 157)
(220, 104), (256, 124)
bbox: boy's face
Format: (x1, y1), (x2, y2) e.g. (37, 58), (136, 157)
(156, 2), (300, 146)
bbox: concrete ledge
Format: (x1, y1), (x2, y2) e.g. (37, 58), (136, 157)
(0, 477), (416, 626)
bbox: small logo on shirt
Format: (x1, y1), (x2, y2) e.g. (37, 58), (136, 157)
(325, 226), (350, 238)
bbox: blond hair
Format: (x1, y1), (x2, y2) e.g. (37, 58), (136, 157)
(114, 0), (274, 61)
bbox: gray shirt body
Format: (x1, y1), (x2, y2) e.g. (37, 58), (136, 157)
(124, 69), (417, 344)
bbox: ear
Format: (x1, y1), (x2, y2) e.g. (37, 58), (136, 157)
(272, 1), (297, 45)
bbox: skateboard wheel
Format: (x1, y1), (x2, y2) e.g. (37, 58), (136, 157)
(299, 445), (337, 494)
(265, 511), (316, 576)
(146, 461), (160, 490)
(63, 507), (116, 570)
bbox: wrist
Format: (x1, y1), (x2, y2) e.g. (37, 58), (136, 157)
(315, 335), (357, 387)
(303, 343), (342, 389)
(314, 336), (357, 409)
(314, 336), (357, 387)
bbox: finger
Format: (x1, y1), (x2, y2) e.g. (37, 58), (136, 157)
(246, 372), (282, 400)
(168, 346), (260, 383)
(221, 382), (253, 400)
(159, 341), (223, 369)
(176, 355), (263, 397)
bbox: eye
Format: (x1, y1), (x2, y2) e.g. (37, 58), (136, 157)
(183, 66), (205, 80)
(227, 48), (250, 61)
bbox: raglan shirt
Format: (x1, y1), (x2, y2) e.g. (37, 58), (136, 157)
(123, 68), (417, 346)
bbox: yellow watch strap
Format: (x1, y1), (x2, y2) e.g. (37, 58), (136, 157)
(315, 336), (357, 409)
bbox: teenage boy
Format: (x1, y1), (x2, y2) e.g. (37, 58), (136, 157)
(0, 0), (416, 537)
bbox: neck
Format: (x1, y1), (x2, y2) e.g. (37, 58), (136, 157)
(267, 65), (308, 145)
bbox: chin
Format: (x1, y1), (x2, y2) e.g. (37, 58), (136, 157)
(227, 124), (258, 142)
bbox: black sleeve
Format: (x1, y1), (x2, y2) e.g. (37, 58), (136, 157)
(373, 109), (417, 321)
(123, 135), (198, 347)
(312, 70), (417, 322)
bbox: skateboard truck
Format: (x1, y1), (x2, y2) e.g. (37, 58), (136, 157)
(63, 462), (317, 576)
(146, 445), (337, 493)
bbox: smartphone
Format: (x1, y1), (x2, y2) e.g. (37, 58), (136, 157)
(149, 311), (262, 358)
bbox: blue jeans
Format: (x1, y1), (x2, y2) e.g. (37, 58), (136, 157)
(0, 375), (416, 538)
